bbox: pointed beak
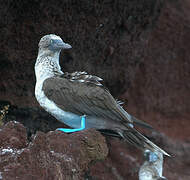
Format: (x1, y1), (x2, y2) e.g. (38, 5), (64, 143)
(55, 40), (72, 49)
(61, 42), (72, 49)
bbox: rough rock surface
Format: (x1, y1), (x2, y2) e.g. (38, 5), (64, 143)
(0, 0), (189, 179)
(0, 121), (108, 180)
(125, 0), (190, 141)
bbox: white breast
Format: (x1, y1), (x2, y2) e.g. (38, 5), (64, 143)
(34, 53), (82, 128)
(35, 75), (81, 128)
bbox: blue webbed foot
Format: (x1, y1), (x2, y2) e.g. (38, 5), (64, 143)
(57, 115), (86, 133)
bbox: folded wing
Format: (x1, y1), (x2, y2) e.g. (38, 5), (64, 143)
(43, 71), (133, 124)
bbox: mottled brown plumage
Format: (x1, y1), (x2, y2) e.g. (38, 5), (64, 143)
(43, 75), (131, 122)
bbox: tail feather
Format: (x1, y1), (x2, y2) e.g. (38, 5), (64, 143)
(131, 115), (153, 129)
(120, 127), (170, 157)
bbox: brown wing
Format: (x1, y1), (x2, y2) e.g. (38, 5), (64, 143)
(42, 72), (133, 124)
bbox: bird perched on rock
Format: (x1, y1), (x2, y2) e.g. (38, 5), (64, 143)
(139, 150), (167, 180)
(35, 34), (170, 156)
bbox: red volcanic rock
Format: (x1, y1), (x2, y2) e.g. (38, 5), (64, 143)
(0, 0), (190, 179)
(89, 137), (141, 180)
(0, 121), (108, 180)
(125, 0), (190, 140)
(0, 121), (27, 149)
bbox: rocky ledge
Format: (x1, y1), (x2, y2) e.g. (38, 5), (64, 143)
(0, 121), (108, 180)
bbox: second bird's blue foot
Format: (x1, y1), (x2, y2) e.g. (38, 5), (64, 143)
(57, 115), (86, 133)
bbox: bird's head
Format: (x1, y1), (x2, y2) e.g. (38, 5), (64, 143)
(143, 149), (159, 162)
(38, 34), (72, 52)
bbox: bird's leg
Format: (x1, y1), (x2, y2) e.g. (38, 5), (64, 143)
(57, 115), (86, 133)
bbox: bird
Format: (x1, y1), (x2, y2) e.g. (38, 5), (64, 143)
(139, 150), (167, 180)
(34, 34), (170, 156)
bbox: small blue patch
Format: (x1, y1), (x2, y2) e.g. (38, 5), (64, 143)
(57, 115), (86, 133)
(149, 152), (158, 162)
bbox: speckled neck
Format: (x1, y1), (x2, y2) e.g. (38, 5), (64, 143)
(35, 49), (63, 83)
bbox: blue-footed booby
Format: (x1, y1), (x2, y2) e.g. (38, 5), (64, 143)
(35, 34), (170, 156)
(139, 150), (167, 180)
